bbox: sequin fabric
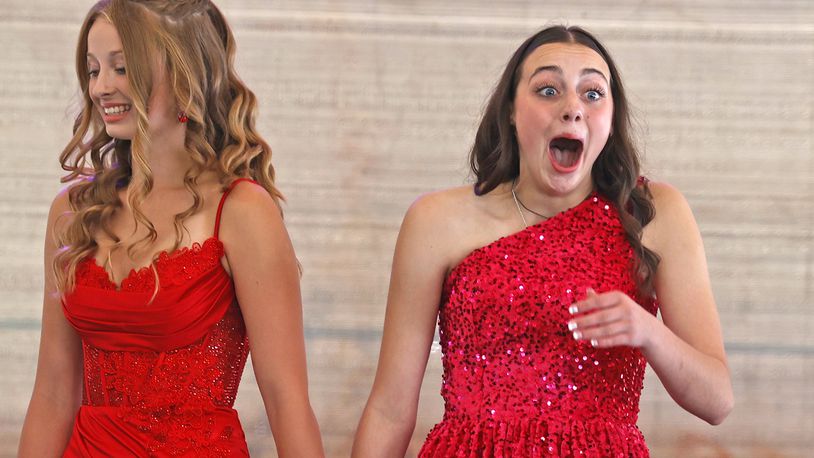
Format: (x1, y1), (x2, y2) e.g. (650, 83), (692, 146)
(419, 193), (658, 458)
(73, 238), (250, 456)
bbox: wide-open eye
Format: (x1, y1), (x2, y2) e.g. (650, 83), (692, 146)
(537, 86), (558, 97)
(585, 88), (606, 102)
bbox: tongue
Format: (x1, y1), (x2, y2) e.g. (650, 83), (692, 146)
(551, 147), (579, 167)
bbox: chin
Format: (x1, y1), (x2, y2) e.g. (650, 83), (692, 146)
(105, 127), (134, 141)
(545, 170), (588, 195)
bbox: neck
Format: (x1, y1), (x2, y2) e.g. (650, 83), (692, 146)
(511, 176), (594, 217)
(131, 124), (193, 190)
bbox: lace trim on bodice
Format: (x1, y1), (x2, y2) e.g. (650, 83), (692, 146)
(76, 237), (225, 292)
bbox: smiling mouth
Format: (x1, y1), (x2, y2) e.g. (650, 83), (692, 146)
(103, 104), (131, 115)
(549, 137), (584, 170)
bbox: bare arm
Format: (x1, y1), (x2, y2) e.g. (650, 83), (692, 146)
(643, 182), (733, 423)
(219, 182), (324, 457)
(568, 182), (733, 424)
(352, 195), (450, 457)
(18, 190), (84, 457)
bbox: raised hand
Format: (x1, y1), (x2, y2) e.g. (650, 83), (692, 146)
(567, 288), (660, 349)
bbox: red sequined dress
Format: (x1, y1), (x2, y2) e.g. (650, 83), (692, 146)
(61, 179), (254, 457)
(419, 192), (658, 457)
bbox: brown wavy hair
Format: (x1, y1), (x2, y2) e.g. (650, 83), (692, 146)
(55, 0), (282, 292)
(470, 25), (660, 297)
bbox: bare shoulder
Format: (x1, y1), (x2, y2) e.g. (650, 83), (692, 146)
(402, 185), (484, 242)
(647, 181), (695, 224)
(219, 180), (283, 231)
(217, 180), (295, 274)
(47, 182), (82, 234)
(402, 184), (501, 273)
(647, 180), (690, 210)
(405, 185), (477, 226)
(49, 186), (72, 213)
(222, 179), (279, 210)
(642, 180), (700, 253)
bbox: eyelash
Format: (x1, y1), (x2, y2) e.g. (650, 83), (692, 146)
(585, 87), (606, 100)
(534, 84), (607, 100)
(535, 83), (558, 96)
(87, 67), (126, 78)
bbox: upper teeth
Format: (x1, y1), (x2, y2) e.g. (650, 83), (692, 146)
(104, 105), (130, 115)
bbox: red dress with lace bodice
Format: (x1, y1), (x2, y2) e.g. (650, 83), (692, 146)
(61, 180), (253, 457)
(419, 192), (658, 457)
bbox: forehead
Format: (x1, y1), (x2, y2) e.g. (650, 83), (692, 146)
(87, 17), (123, 54)
(520, 42), (610, 81)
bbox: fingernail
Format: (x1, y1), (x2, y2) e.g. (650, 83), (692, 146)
(586, 287), (595, 294)
(569, 305), (578, 314)
(567, 321), (578, 331)
(590, 339), (598, 347)
(572, 330), (582, 340)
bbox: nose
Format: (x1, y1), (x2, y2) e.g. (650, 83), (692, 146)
(90, 69), (114, 99)
(560, 94), (583, 122)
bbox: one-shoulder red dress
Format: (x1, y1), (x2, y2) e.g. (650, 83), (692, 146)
(61, 179), (255, 457)
(419, 192), (659, 457)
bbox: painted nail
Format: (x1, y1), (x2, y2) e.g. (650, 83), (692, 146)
(572, 330), (582, 340)
(569, 305), (579, 314)
(567, 321), (578, 331)
(590, 339), (598, 347)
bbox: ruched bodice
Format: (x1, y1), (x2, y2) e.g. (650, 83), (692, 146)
(64, 237), (236, 352)
(61, 180), (254, 457)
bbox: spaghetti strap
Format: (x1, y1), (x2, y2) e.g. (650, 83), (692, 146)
(214, 178), (256, 239)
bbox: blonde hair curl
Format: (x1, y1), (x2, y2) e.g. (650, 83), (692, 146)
(56, 0), (281, 291)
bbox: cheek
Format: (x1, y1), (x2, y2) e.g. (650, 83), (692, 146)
(589, 105), (613, 135)
(514, 105), (551, 147)
(514, 122), (539, 153)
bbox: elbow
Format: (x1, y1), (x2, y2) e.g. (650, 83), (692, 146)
(705, 409), (730, 426)
(704, 390), (734, 426)
(701, 359), (735, 426)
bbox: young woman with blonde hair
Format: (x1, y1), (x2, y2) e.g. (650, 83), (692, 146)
(18, 1), (323, 455)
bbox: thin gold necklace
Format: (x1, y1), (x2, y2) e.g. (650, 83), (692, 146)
(511, 180), (551, 227)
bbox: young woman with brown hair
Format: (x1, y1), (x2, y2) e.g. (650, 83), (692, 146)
(353, 25), (732, 457)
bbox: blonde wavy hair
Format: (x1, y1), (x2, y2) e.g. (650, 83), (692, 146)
(55, 0), (281, 292)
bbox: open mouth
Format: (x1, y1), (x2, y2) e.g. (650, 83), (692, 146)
(548, 137), (584, 171)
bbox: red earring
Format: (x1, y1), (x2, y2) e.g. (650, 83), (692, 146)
(178, 112), (189, 123)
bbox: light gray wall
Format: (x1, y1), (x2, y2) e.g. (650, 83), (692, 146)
(1, 1), (812, 456)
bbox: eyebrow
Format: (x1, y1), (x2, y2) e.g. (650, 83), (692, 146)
(86, 50), (124, 60)
(528, 65), (609, 84)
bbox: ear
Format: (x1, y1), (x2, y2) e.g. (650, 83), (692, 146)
(509, 103), (516, 126)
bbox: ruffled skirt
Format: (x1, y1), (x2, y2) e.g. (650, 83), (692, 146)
(419, 414), (649, 458)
